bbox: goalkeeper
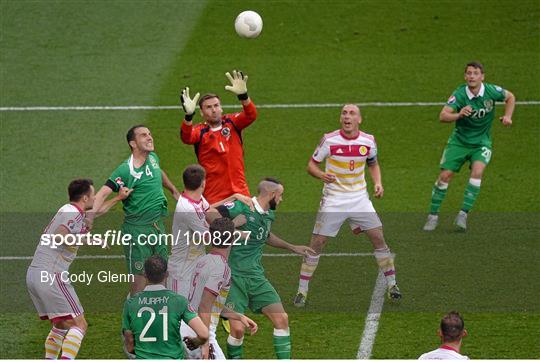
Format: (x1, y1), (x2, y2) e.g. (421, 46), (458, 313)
(179, 70), (257, 204)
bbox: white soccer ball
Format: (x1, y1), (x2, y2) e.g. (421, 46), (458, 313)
(234, 10), (263, 39)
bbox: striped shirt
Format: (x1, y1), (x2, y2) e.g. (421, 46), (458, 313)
(30, 203), (87, 273)
(312, 129), (377, 197)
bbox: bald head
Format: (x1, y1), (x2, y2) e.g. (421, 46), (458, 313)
(342, 104), (361, 115)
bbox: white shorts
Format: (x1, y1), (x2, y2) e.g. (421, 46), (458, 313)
(26, 267), (84, 321)
(180, 321), (225, 359)
(313, 193), (382, 237)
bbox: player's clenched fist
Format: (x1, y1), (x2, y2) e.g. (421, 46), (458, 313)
(458, 105), (473, 118)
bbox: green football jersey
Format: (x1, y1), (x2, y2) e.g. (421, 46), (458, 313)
(222, 198), (275, 277)
(446, 82), (506, 147)
(122, 285), (197, 359)
(108, 152), (168, 225)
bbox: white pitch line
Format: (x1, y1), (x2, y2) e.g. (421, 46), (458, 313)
(1, 100), (539, 112)
(0, 252), (372, 261)
(357, 271), (386, 359)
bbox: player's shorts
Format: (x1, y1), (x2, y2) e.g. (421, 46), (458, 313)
(226, 274), (281, 314)
(313, 192), (382, 237)
(440, 141), (492, 172)
(122, 220), (168, 275)
(26, 267), (84, 322)
(180, 321), (225, 359)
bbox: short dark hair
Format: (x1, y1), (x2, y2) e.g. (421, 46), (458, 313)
(209, 217), (236, 248)
(440, 311), (465, 343)
(183, 164), (206, 190)
(144, 255), (168, 284)
(198, 93), (220, 108)
(68, 179), (94, 202)
(126, 124), (147, 150)
(465, 61), (484, 74)
(264, 177), (282, 185)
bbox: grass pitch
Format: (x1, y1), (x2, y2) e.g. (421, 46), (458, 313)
(1, 0), (539, 359)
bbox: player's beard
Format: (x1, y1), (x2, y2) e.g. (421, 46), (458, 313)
(269, 197), (278, 210)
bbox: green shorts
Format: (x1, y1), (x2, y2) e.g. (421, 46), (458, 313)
(439, 142), (492, 172)
(122, 220), (168, 275)
(225, 274), (281, 314)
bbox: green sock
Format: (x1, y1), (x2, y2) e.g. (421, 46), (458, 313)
(227, 336), (244, 359)
(429, 182), (448, 214)
(461, 180), (481, 212)
(273, 331), (291, 359)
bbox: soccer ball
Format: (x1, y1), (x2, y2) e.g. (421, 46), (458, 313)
(234, 11), (263, 39)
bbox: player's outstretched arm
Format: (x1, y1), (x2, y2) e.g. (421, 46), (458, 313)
(161, 170), (181, 201)
(225, 70), (257, 129)
(267, 233), (315, 256)
(307, 159), (336, 183)
(500, 90), (515, 127)
(367, 160), (384, 198)
(211, 193), (254, 210)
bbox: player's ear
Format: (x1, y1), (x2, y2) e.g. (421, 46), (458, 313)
(462, 329), (468, 338)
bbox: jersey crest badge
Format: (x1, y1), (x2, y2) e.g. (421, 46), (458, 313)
(484, 99), (494, 112)
(221, 127), (231, 139)
(359, 146), (369, 156)
(224, 201), (235, 209)
(149, 155), (159, 169)
(447, 95), (456, 104)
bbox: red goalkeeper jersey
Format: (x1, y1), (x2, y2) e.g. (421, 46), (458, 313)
(180, 101), (257, 204)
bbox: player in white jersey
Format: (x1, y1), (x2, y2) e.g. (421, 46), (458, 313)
(26, 179), (130, 359)
(293, 104), (402, 307)
(181, 218), (258, 359)
(419, 311), (469, 360)
(168, 164), (252, 298)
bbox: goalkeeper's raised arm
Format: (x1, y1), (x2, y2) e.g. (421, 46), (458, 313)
(178, 69), (257, 204)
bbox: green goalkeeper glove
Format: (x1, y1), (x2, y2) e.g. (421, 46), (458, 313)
(225, 70), (249, 100)
(180, 87), (200, 121)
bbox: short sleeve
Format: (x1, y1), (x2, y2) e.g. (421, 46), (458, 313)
(445, 90), (462, 112)
(181, 299), (198, 324)
(312, 136), (330, 163)
(121, 300), (131, 332)
(218, 200), (245, 219)
(490, 84), (506, 102)
(367, 138), (378, 164)
(107, 163), (129, 193)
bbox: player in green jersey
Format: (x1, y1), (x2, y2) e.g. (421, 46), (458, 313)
(423, 62), (515, 231)
(216, 178), (314, 359)
(90, 125), (181, 294)
(122, 255), (208, 359)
